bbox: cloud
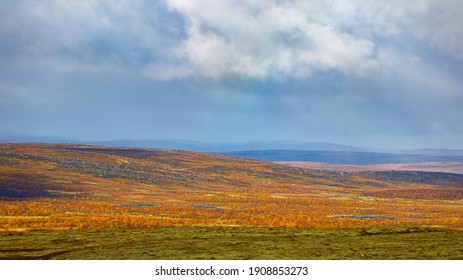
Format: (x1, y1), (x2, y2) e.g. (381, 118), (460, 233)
(163, 0), (378, 79)
(1, 0), (462, 82)
(1, 1), (113, 54)
(328, 0), (463, 59)
(162, 0), (463, 80)
(0, 0), (462, 149)
(0, 0), (184, 74)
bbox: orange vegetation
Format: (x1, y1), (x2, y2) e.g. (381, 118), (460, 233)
(1, 144), (462, 231)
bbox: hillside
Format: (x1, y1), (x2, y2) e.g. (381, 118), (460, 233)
(0, 143), (357, 200)
(0, 144), (462, 231)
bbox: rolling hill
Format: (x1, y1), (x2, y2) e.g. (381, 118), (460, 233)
(1, 143), (463, 260)
(0, 143), (461, 230)
(1, 143), (462, 200)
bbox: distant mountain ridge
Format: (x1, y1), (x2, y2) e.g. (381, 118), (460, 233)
(0, 132), (78, 144)
(88, 139), (368, 153)
(2, 132), (463, 164)
(0, 133), (369, 152)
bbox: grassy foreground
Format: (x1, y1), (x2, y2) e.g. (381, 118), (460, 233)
(1, 226), (462, 260)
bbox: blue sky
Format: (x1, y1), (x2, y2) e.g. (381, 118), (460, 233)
(1, 0), (462, 149)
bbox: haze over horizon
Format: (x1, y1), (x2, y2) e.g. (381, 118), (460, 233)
(1, 1), (463, 150)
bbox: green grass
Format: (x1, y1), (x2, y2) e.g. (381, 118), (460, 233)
(1, 226), (462, 260)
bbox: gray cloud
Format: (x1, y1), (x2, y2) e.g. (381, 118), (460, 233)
(0, 0), (185, 75)
(372, 0), (463, 59)
(1, 0), (461, 81)
(0, 0), (462, 149)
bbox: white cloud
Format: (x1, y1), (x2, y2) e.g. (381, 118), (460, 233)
(164, 0), (378, 79)
(1, 0), (462, 81)
(160, 0), (463, 80)
(329, 0), (463, 60)
(162, 0), (384, 78)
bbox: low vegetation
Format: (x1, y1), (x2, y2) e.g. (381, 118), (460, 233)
(0, 144), (462, 259)
(1, 227), (462, 260)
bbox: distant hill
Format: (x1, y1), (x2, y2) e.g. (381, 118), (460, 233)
(0, 133), (371, 152)
(2, 132), (463, 164)
(89, 139), (367, 153)
(0, 132), (77, 144)
(226, 150), (463, 164)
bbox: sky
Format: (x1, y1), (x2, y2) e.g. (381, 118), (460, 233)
(1, 0), (462, 149)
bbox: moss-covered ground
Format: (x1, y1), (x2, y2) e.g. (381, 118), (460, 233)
(1, 226), (462, 260)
